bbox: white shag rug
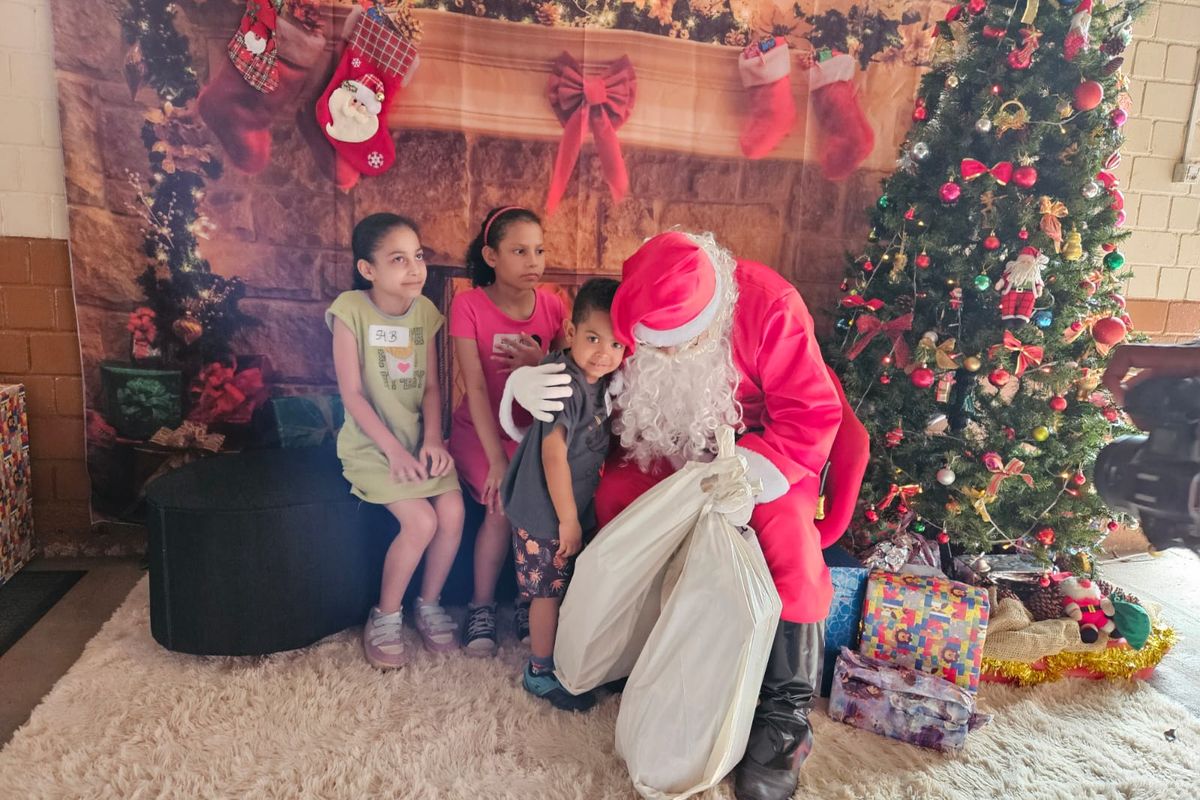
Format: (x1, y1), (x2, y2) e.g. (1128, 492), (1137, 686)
(1, 579), (1198, 800)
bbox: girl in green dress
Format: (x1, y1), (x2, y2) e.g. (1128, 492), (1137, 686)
(327, 213), (463, 668)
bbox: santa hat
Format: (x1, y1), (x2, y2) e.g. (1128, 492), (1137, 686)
(345, 74), (384, 114)
(1073, 0), (1092, 16)
(611, 232), (726, 350)
(1020, 246), (1041, 258)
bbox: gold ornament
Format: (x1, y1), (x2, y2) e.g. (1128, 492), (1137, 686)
(963, 355), (982, 372)
(1063, 227), (1083, 261)
(993, 100), (1030, 136)
(1032, 425), (1051, 442)
(172, 312), (204, 346)
(888, 252), (909, 284)
(945, 74), (960, 88)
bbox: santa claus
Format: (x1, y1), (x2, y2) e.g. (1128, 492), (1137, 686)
(324, 74), (384, 144)
(996, 245), (1048, 327)
(505, 231), (867, 800)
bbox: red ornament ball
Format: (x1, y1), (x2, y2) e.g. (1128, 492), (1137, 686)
(1049, 395), (1068, 412)
(1073, 80), (1104, 111)
(1018, 227), (1030, 240)
(983, 233), (1001, 250)
(1103, 406), (1120, 423)
(988, 368), (1011, 387)
(880, 373), (892, 385)
(910, 367), (936, 388)
(862, 259), (875, 273)
(1036, 527), (1056, 547)
(915, 252), (932, 269)
(1107, 520), (1120, 532)
(1109, 292), (1127, 309)
(1092, 315), (1128, 347)
(937, 532), (951, 545)
(939, 181), (962, 204)
(1013, 165), (1038, 189)
(1070, 320), (1085, 332)
(968, 0), (986, 13)
(865, 508), (880, 523)
(1039, 575), (1052, 588)
(1111, 108), (1128, 127)
(913, 100), (928, 122)
(1073, 472), (1087, 486)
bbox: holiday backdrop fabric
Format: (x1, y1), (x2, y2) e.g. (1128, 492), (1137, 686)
(49, 0), (947, 522)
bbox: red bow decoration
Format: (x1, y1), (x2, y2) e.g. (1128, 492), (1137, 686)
(126, 306), (158, 343)
(988, 330), (1044, 376)
(961, 158), (1014, 185)
(840, 295), (885, 311)
(845, 312), (914, 366)
(985, 456), (1035, 497)
(188, 362), (268, 425)
(879, 483), (922, 510)
(545, 52), (636, 215)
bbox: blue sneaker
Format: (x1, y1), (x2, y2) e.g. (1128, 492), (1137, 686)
(522, 663), (597, 712)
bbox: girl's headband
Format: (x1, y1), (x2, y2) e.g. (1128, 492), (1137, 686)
(483, 206), (524, 244)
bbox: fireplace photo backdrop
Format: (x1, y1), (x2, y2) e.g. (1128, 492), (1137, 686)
(48, 0), (947, 521)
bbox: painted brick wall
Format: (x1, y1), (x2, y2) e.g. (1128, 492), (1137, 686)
(1123, 1), (1200, 340)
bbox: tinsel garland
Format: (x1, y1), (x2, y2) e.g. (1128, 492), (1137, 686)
(981, 625), (1176, 687)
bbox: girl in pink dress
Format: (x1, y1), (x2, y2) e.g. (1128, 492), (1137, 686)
(448, 207), (567, 656)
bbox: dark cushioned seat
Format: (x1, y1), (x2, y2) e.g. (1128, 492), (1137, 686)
(145, 446), (394, 656)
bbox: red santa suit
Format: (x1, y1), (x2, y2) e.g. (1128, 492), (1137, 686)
(596, 234), (844, 624)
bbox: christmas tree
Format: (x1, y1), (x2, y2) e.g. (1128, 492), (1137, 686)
(824, 0), (1145, 567)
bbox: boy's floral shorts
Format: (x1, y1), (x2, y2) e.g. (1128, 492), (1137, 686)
(512, 528), (579, 600)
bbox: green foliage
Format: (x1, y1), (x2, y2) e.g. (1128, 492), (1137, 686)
(824, 0), (1146, 565)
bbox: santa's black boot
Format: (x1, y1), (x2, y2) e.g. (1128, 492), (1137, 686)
(734, 620), (821, 800)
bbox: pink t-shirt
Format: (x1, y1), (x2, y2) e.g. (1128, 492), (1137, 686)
(448, 286), (567, 436)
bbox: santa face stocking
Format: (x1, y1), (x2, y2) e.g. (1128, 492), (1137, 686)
(199, 13), (328, 174)
(315, 11), (419, 191)
(806, 51), (874, 181)
(228, 0), (282, 93)
(738, 37), (796, 160)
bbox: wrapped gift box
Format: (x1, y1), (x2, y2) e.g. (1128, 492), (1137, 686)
(254, 395), (345, 449)
(820, 544), (869, 696)
(100, 362), (182, 441)
(860, 569), (990, 692)
(1, 384), (34, 585)
(829, 647), (990, 753)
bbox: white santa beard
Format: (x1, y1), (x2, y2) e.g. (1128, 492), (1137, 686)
(325, 88), (379, 144)
(614, 321), (742, 470)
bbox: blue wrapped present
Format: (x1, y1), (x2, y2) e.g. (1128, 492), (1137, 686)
(820, 544), (868, 696)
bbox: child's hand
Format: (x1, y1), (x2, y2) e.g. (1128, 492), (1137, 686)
(556, 520), (583, 560)
(491, 333), (544, 373)
(420, 440), (454, 477)
(481, 459), (507, 514)
(385, 443), (428, 483)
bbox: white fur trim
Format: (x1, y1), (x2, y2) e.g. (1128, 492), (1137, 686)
(736, 446), (790, 504)
(809, 53), (855, 91)
(632, 262), (726, 348)
(739, 43), (790, 89)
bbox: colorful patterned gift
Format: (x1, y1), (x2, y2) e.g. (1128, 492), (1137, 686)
(828, 647), (991, 753)
(820, 544), (868, 697)
(860, 569), (990, 692)
(1, 384), (34, 585)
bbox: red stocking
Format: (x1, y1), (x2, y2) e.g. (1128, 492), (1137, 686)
(805, 52), (874, 181)
(738, 37), (796, 160)
(199, 15), (326, 174)
(314, 10), (419, 191)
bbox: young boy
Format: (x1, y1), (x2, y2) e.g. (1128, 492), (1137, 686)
(501, 278), (624, 711)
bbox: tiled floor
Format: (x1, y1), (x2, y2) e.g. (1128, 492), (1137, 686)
(1, 549), (1197, 750)
(0, 558), (143, 746)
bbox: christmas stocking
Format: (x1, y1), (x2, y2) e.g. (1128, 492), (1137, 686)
(199, 13), (327, 174)
(315, 10), (419, 191)
(738, 37), (796, 159)
(804, 51), (874, 181)
(228, 0), (282, 93)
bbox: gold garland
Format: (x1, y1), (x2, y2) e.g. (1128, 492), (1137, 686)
(981, 625), (1177, 687)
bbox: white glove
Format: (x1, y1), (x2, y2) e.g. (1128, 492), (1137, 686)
(736, 446), (790, 504)
(499, 363), (575, 441)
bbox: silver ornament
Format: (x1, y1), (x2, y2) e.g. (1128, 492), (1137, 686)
(975, 116), (992, 134)
(912, 142), (931, 161)
(1082, 180), (1101, 199)
(936, 467), (957, 486)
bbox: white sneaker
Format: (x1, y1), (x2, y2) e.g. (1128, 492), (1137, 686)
(363, 606), (406, 669)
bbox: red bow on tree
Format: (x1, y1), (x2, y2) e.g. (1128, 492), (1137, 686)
(879, 483), (922, 510)
(188, 362), (268, 425)
(545, 52), (637, 215)
(845, 312), (914, 366)
(961, 158), (1014, 185)
(989, 330), (1044, 375)
(984, 456), (1035, 497)
(840, 295), (885, 311)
